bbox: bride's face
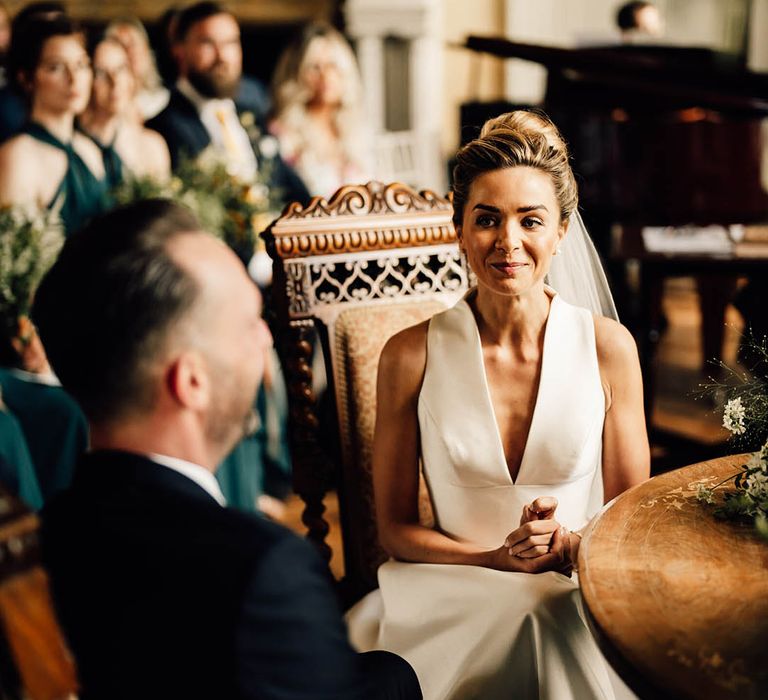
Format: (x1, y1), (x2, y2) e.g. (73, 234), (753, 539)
(457, 166), (566, 298)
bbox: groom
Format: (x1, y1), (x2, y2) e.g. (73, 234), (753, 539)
(33, 200), (420, 699)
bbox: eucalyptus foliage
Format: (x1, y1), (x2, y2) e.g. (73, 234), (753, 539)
(0, 206), (64, 333)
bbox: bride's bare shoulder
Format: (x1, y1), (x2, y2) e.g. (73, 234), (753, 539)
(378, 319), (430, 389)
(593, 315), (641, 375)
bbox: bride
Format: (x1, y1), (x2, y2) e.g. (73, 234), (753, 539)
(347, 111), (650, 699)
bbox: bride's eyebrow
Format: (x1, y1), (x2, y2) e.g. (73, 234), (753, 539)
(471, 204), (550, 213)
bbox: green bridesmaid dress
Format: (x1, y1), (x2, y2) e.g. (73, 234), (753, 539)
(0, 368), (88, 502)
(0, 405), (43, 510)
(23, 122), (111, 235)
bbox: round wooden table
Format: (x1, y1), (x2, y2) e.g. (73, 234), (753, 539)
(578, 454), (768, 700)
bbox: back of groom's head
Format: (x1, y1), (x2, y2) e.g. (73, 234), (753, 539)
(33, 199), (202, 424)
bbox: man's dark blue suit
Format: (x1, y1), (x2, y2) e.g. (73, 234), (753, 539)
(41, 450), (421, 699)
(147, 82), (311, 208)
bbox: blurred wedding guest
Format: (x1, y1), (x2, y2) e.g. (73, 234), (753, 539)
(616, 1), (664, 41)
(0, 388), (43, 510)
(33, 199), (421, 700)
(155, 6), (181, 88)
(0, 2), (11, 84)
(0, 315), (87, 503)
(147, 1), (309, 205)
(78, 34), (170, 184)
(216, 380), (292, 515)
(0, 15), (111, 235)
(0, 2), (65, 143)
(105, 17), (169, 121)
(270, 22), (373, 199)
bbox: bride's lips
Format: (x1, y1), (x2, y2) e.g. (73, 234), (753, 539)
(490, 261), (528, 275)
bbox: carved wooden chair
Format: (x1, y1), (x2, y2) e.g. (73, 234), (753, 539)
(264, 181), (471, 606)
(0, 486), (78, 700)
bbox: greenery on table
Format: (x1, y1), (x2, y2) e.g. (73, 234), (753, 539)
(697, 336), (768, 540)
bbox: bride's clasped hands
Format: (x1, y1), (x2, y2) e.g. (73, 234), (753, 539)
(498, 496), (579, 576)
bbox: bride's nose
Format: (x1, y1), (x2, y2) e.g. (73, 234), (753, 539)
(494, 221), (522, 252)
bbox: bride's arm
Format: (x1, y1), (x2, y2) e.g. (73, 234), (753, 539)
(373, 323), (571, 574)
(595, 317), (651, 502)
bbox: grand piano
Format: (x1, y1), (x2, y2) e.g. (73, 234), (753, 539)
(461, 37), (768, 459)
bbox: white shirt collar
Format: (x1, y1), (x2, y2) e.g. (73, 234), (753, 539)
(148, 452), (226, 506)
(176, 76), (257, 182)
(6, 367), (61, 386)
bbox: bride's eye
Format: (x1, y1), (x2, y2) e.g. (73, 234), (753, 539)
(475, 214), (496, 228)
(521, 216), (544, 230)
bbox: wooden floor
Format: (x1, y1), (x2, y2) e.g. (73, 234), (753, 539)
(278, 277), (745, 578)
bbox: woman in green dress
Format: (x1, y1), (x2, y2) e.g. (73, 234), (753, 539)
(78, 34), (170, 185)
(0, 316), (87, 503)
(0, 388), (43, 510)
(0, 15), (109, 235)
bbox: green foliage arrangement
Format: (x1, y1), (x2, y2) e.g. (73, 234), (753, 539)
(697, 337), (768, 540)
(113, 149), (279, 260)
(0, 206), (64, 334)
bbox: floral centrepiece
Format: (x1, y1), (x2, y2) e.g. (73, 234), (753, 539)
(113, 149), (279, 262)
(697, 338), (768, 540)
(0, 205), (64, 334)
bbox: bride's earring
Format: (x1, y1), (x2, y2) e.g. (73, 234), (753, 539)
(554, 245), (563, 256)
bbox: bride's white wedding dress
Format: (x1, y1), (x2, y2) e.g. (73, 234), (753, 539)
(347, 291), (617, 700)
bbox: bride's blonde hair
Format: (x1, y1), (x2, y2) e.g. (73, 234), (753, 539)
(452, 110), (578, 228)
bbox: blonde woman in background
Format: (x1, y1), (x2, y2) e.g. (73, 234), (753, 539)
(106, 17), (169, 121)
(270, 22), (372, 199)
(79, 34), (170, 183)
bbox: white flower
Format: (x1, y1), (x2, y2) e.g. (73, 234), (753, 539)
(722, 397), (747, 435)
(696, 483), (715, 504)
(745, 470), (768, 502)
(258, 135), (280, 160)
(758, 438), (768, 467)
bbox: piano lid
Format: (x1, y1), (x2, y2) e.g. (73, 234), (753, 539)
(464, 36), (768, 115)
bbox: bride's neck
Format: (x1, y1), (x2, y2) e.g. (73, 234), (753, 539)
(471, 286), (551, 349)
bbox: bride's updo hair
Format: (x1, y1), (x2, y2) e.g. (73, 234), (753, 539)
(452, 110), (578, 228)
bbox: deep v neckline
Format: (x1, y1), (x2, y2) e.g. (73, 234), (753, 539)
(462, 292), (559, 486)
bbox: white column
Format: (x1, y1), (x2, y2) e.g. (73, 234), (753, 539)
(346, 0), (445, 191)
(749, 0), (768, 71)
(355, 35), (385, 134)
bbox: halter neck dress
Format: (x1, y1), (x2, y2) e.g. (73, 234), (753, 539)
(347, 292), (617, 700)
(77, 125), (124, 191)
(23, 122), (110, 235)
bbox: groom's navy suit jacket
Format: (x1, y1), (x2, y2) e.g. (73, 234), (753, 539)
(41, 450), (419, 700)
(147, 86), (311, 207)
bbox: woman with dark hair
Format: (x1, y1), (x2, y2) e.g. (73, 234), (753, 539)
(0, 15), (109, 234)
(347, 111), (649, 699)
(78, 34), (170, 184)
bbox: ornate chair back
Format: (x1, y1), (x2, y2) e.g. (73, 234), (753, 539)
(265, 181), (470, 605)
(0, 486), (78, 700)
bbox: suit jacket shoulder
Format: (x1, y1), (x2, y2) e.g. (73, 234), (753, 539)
(40, 450), (370, 699)
(146, 88), (211, 169)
